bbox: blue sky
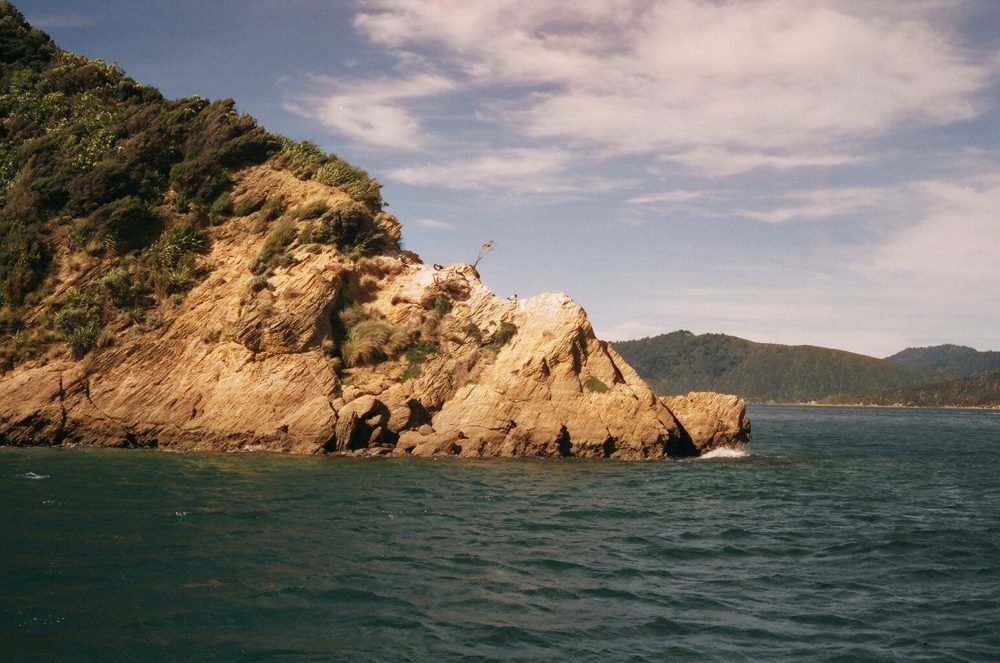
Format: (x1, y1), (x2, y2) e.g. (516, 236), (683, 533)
(16, 0), (1000, 356)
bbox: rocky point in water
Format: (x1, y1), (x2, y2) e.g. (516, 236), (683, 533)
(0, 163), (750, 459)
(0, 5), (748, 459)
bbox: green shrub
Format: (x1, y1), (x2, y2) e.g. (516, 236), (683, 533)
(53, 290), (103, 358)
(148, 221), (203, 270)
(401, 341), (438, 381)
(65, 160), (133, 216)
(338, 304), (369, 329)
(305, 203), (381, 254)
(216, 127), (280, 168)
(79, 196), (163, 253)
(249, 220), (296, 275)
(339, 177), (383, 208)
(270, 138), (327, 179)
(314, 159), (383, 207)
(247, 274), (268, 293)
(169, 156), (229, 204)
(270, 139), (383, 208)
(258, 197), (285, 223)
(463, 322), (483, 343)
(0, 216), (46, 306)
(584, 376), (609, 393)
(341, 318), (407, 367)
(173, 192), (190, 213)
(1, 4), (57, 70)
(234, 194), (265, 217)
(405, 340), (437, 365)
(314, 159), (362, 188)
(210, 191), (233, 216)
(290, 198), (329, 220)
(432, 295), (452, 317)
(486, 321), (517, 351)
(93, 263), (139, 309)
(146, 220), (204, 295)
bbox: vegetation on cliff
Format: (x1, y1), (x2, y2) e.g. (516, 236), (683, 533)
(0, 1), (392, 370)
(614, 330), (944, 403)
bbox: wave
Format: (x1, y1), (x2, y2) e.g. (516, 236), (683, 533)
(698, 447), (749, 460)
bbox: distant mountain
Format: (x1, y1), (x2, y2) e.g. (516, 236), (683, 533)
(886, 344), (1000, 378)
(613, 330), (945, 403)
(825, 369), (1000, 408)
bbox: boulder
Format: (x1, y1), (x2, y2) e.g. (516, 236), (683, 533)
(661, 392), (751, 453)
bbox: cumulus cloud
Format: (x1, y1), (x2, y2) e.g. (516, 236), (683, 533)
(285, 73), (455, 149)
(339, 0), (993, 174)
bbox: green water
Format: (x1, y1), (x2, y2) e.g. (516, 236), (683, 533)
(2, 406), (999, 661)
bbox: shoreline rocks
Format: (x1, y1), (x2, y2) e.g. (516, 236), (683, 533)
(0, 167), (750, 460)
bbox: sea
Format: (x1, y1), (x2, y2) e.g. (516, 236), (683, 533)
(2, 405), (999, 662)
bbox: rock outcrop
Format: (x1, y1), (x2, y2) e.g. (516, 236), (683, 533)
(0, 166), (749, 459)
(660, 392), (751, 452)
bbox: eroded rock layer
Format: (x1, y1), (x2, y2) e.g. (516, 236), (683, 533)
(0, 167), (749, 459)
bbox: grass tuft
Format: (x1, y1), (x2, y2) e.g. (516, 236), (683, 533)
(584, 376), (609, 393)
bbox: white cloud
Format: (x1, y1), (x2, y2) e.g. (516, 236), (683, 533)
(658, 148), (865, 178)
(285, 73), (455, 149)
(387, 148), (572, 192)
(869, 177), (1000, 286)
(415, 218), (454, 230)
(596, 320), (666, 342)
(735, 187), (892, 223)
(626, 190), (710, 205)
(343, 0), (993, 174)
(24, 13), (95, 29)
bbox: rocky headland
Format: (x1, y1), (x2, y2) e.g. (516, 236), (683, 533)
(0, 5), (749, 459)
(0, 166), (749, 459)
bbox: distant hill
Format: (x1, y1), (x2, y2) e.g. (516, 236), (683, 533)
(825, 369), (1000, 408)
(886, 344), (1000, 378)
(613, 330), (944, 403)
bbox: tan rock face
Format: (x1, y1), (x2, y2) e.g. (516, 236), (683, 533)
(0, 166), (747, 459)
(660, 392), (751, 453)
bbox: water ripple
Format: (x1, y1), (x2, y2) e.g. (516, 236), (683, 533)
(2, 406), (999, 661)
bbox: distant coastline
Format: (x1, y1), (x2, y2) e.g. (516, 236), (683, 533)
(749, 402), (1000, 411)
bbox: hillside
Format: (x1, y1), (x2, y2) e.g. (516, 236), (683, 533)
(613, 330), (944, 403)
(0, 4), (748, 459)
(886, 344), (1000, 378)
(825, 369), (1000, 408)
(0, 1), (386, 370)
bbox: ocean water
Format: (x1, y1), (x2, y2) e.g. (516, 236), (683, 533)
(2, 405), (999, 662)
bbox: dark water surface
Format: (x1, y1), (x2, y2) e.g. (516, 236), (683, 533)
(2, 406), (999, 661)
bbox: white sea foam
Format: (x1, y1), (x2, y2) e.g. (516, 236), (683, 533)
(18, 472), (49, 480)
(698, 447), (749, 460)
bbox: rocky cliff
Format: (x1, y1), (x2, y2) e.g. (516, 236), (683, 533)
(0, 5), (749, 458)
(0, 165), (749, 459)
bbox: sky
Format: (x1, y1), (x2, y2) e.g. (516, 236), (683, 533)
(15, 0), (1000, 357)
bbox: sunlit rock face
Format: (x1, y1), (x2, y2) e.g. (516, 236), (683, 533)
(0, 166), (746, 459)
